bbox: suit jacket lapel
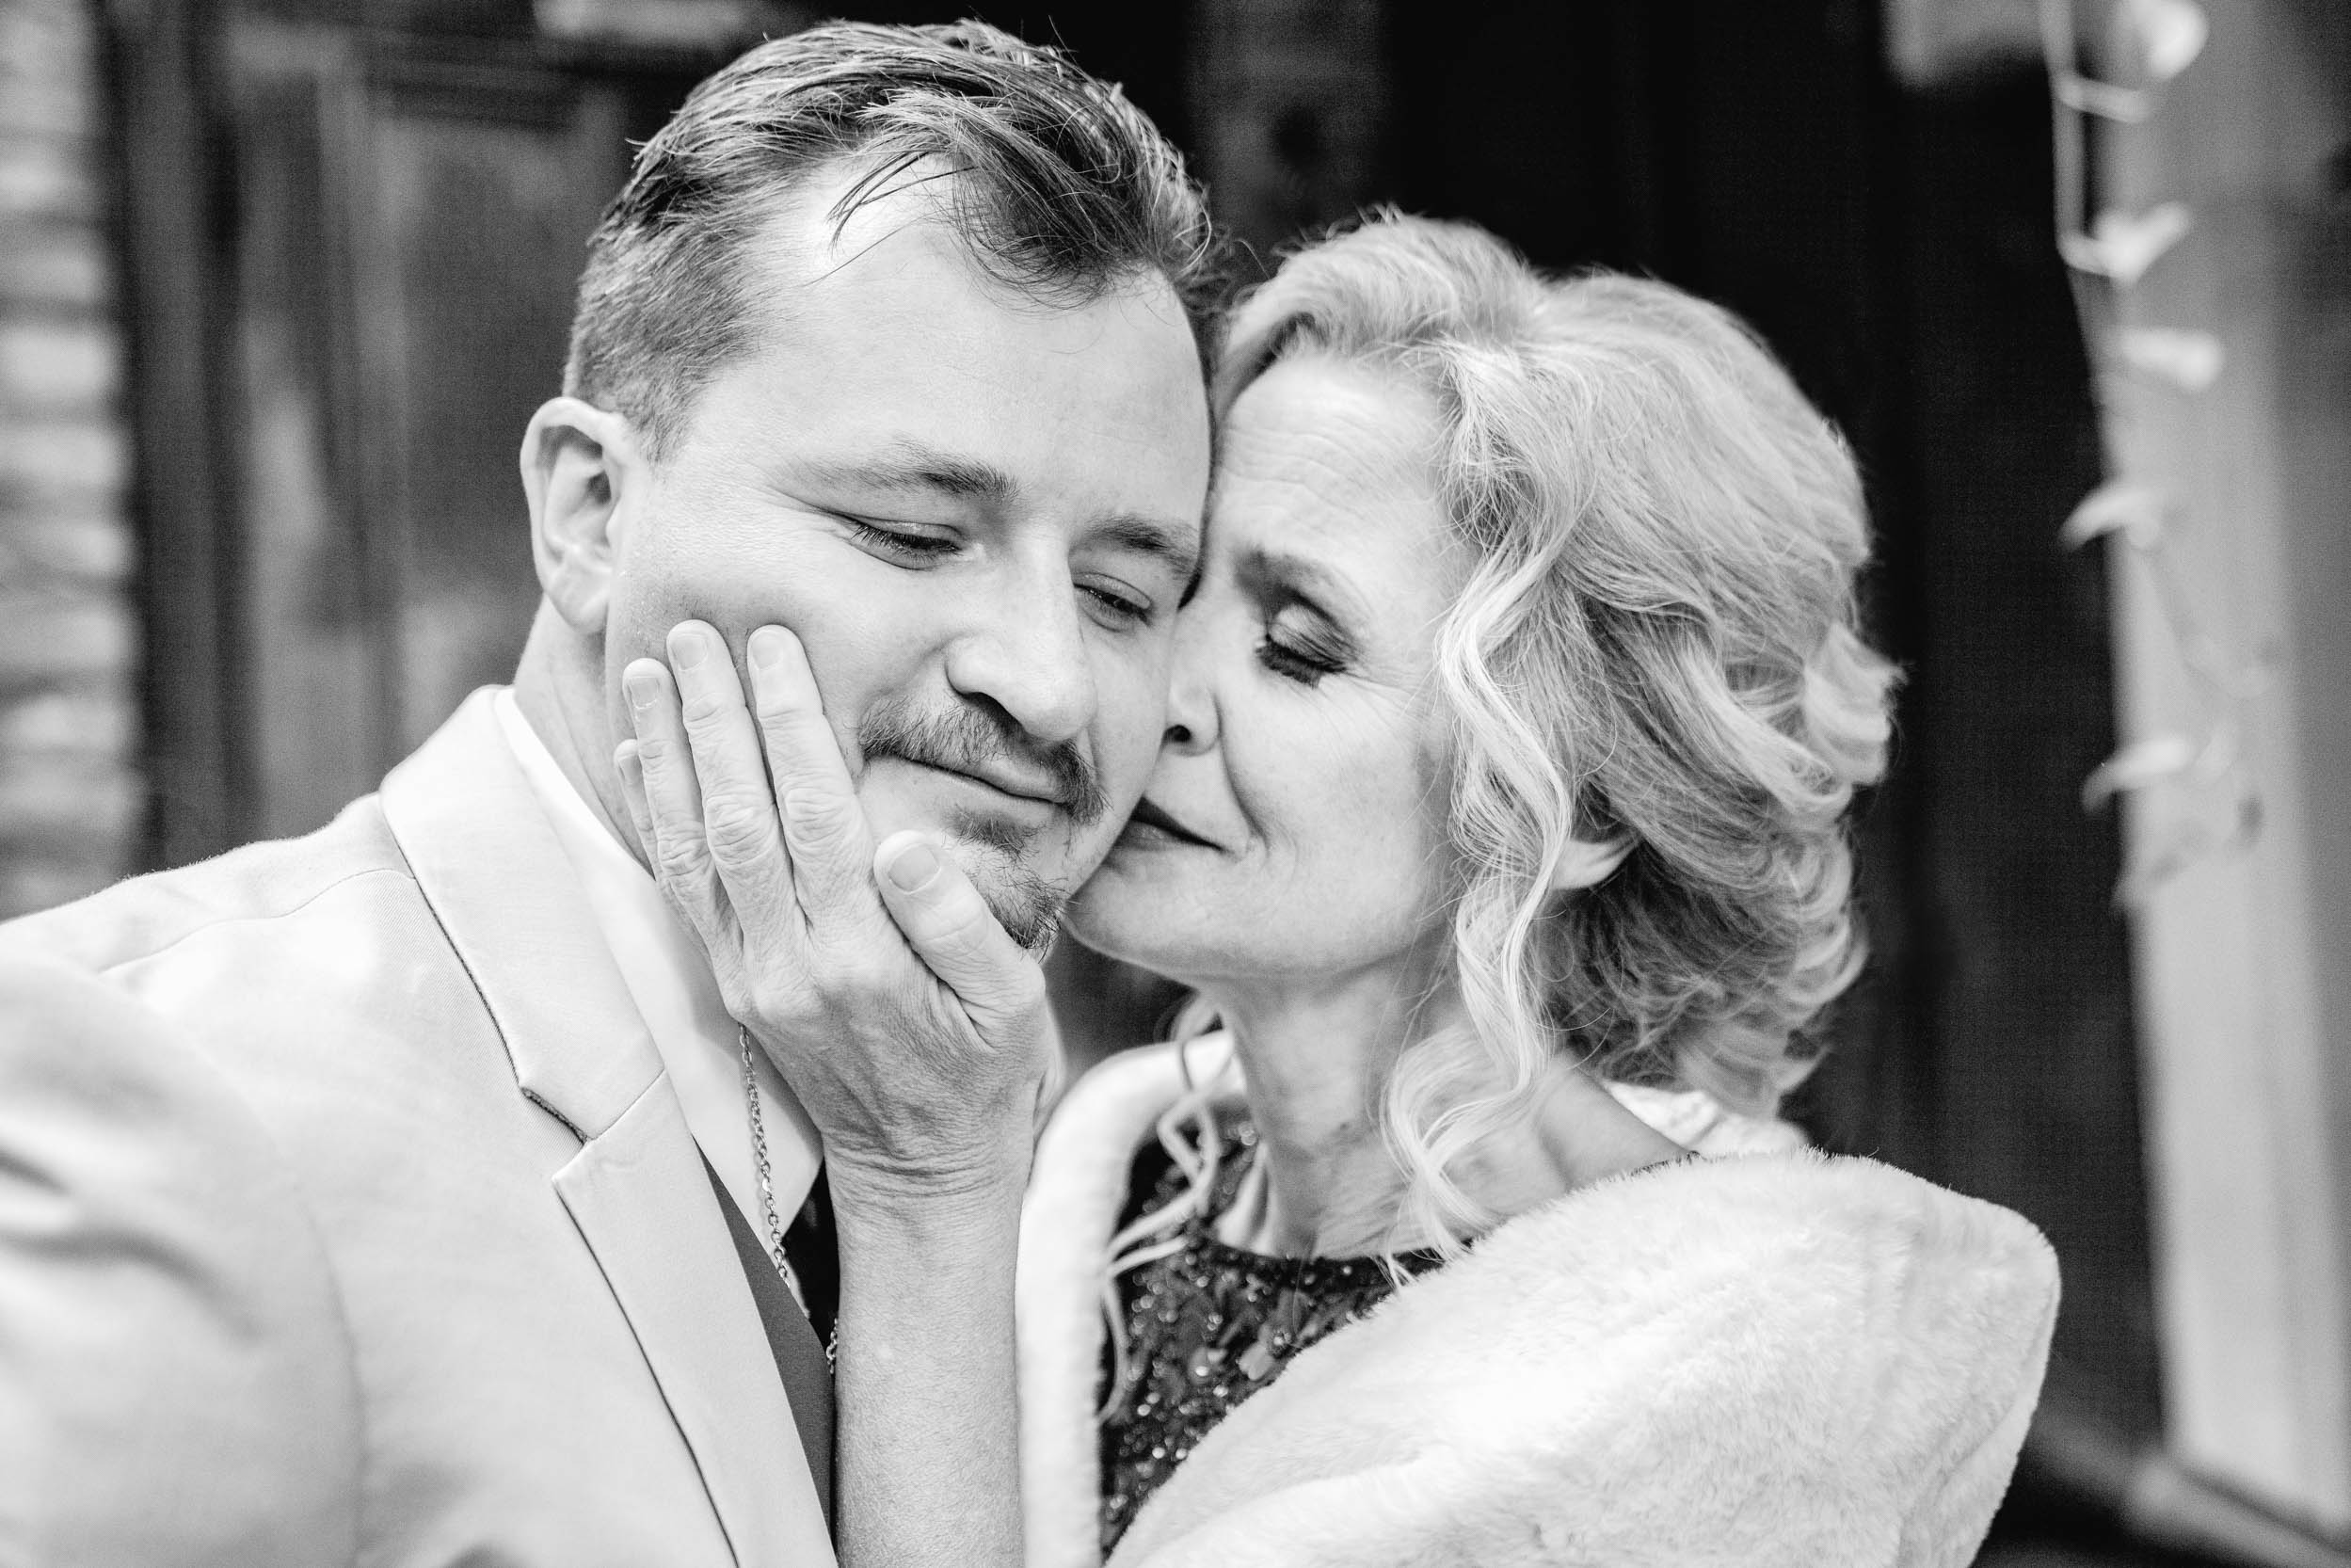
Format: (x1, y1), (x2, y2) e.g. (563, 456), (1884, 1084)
(381, 688), (832, 1568)
(554, 1090), (834, 1568)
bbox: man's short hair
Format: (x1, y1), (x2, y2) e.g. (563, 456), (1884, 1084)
(564, 20), (1219, 459)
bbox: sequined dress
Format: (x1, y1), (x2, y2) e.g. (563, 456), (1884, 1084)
(1096, 1122), (1444, 1554)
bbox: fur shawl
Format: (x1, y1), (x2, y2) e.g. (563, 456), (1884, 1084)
(1017, 1037), (2058, 1568)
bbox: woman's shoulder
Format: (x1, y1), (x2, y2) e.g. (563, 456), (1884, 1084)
(1603, 1080), (1810, 1156)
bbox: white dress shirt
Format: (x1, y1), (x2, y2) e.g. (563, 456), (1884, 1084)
(493, 688), (822, 1242)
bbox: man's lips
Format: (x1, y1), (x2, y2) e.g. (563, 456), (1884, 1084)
(1124, 797), (1216, 848)
(901, 757), (1068, 810)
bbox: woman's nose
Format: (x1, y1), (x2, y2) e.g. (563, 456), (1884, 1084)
(1160, 613), (1219, 755)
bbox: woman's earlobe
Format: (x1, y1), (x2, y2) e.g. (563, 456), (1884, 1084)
(520, 396), (641, 632)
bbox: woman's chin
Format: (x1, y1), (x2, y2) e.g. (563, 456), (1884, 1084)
(1063, 868), (1200, 979)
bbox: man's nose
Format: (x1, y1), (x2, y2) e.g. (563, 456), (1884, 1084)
(941, 565), (1096, 746)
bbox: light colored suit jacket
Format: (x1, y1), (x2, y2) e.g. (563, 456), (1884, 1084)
(0, 690), (833, 1568)
(1018, 1039), (2059, 1568)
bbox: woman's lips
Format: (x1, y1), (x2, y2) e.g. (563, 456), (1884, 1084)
(1123, 797), (1216, 849)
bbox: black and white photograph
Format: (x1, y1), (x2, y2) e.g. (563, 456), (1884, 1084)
(0, 0), (2344, 1563)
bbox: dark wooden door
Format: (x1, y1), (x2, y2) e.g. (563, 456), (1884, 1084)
(113, 1), (724, 853)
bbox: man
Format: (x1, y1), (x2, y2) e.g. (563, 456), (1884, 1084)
(0, 22), (1213, 1568)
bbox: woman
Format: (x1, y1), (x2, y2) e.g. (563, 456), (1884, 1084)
(623, 213), (2057, 1568)
(1012, 216), (2056, 1568)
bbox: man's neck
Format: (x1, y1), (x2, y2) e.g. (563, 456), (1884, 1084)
(510, 604), (648, 872)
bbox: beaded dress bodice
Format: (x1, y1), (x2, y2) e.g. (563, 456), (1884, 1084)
(1096, 1123), (1443, 1554)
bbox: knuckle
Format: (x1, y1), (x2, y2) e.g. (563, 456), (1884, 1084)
(742, 979), (803, 1030)
(930, 899), (995, 954)
(840, 955), (893, 998)
(779, 789), (859, 851)
(755, 690), (812, 729)
(761, 712), (845, 782)
(807, 925), (881, 981)
(679, 687), (733, 729)
(653, 835), (708, 882)
(982, 968), (1049, 1028)
(698, 794), (776, 862)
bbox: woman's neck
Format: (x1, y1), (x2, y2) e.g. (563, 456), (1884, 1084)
(1193, 967), (1691, 1262)
(1199, 962), (1460, 1259)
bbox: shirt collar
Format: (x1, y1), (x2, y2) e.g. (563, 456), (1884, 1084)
(490, 687), (820, 1226)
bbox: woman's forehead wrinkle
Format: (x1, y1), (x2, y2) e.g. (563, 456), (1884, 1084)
(1235, 546), (1371, 626)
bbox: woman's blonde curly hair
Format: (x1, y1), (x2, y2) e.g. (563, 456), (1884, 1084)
(1210, 213), (1899, 1248)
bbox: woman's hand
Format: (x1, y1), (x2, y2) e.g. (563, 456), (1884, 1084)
(614, 618), (1050, 1201)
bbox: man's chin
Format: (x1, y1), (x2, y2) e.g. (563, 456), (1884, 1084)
(946, 840), (1067, 956)
(857, 776), (1081, 952)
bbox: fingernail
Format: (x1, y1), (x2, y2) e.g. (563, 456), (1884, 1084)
(885, 840), (941, 893)
(625, 668), (658, 717)
(671, 627), (710, 670)
(749, 626), (788, 670)
(614, 741), (642, 785)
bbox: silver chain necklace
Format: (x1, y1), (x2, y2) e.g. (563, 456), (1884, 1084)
(738, 1024), (807, 1312)
(738, 1025), (840, 1368)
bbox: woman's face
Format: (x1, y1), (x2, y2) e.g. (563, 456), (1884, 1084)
(1064, 352), (1468, 986)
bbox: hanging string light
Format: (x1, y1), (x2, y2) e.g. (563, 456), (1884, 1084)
(2040, 0), (2263, 907)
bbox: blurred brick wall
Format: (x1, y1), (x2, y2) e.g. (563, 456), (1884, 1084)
(0, 0), (139, 918)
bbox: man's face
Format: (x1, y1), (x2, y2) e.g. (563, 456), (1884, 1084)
(601, 175), (1211, 944)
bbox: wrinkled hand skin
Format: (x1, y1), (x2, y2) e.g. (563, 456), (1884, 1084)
(616, 617), (1043, 1568)
(615, 617), (1049, 1197)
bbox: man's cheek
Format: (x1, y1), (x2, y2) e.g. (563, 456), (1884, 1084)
(606, 555), (711, 652)
(1095, 693), (1163, 809)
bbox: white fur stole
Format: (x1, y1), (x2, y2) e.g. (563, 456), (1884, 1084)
(1017, 1039), (2058, 1568)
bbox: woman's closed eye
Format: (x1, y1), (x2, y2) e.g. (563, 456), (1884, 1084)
(1257, 608), (1351, 685)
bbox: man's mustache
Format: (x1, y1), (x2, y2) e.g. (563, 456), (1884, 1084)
(856, 698), (1109, 827)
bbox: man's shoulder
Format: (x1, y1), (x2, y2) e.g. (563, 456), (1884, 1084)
(0, 951), (367, 1561)
(0, 786), (513, 1128)
(0, 792), (419, 977)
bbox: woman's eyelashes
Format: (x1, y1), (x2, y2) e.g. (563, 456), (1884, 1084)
(1255, 608), (1351, 685)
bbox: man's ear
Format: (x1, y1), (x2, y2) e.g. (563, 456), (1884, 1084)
(1548, 832), (1635, 893)
(520, 395), (648, 633)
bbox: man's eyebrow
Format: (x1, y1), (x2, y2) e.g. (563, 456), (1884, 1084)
(1095, 514), (1203, 582)
(791, 439), (1014, 500)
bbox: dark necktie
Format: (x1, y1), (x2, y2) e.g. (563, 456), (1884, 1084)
(703, 1156), (837, 1528)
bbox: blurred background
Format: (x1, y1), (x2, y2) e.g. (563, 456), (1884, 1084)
(0, 0), (2344, 1561)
